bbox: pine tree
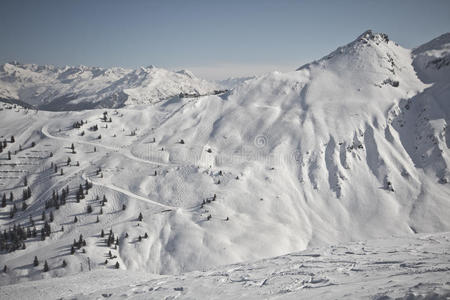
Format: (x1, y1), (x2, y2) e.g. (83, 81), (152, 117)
(71, 245), (75, 255)
(10, 136), (14, 143)
(101, 229), (104, 238)
(144, 232), (148, 239)
(122, 204), (126, 210)
(1, 194), (6, 207)
(43, 260), (49, 272)
(67, 157), (71, 166)
(74, 216), (78, 223)
(33, 256), (39, 267)
(24, 176), (27, 186)
(7, 151), (11, 160)
(115, 262), (120, 269)
(62, 260), (67, 267)
(49, 211), (54, 222)
(138, 235), (142, 242)
(60, 168), (63, 175)
(87, 205), (92, 213)
(71, 143), (74, 151)
(96, 216), (99, 223)
(109, 250), (112, 258)
(9, 192), (13, 202)
(42, 211), (46, 221)
(138, 212), (143, 222)
(3, 265), (7, 273)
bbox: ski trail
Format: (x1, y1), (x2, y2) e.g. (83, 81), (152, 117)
(82, 173), (176, 210)
(41, 125), (173, 167)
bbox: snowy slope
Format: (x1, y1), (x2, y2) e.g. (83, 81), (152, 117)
(0, 30), (449, 294)
(0, 63), (217, 110)
(1, 232), (449, 300)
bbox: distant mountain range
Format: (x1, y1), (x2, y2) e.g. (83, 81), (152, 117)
(0, 63), (218, 110)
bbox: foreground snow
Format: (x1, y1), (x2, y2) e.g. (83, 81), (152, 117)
(1, 232), (449, 299)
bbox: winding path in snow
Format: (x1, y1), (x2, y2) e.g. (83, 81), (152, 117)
(41, 125), (173, 167)
(41, 125), (182, 210)
(81, 173), (176, 210)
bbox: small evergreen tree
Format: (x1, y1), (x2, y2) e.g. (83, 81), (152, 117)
(3, 265), (7, 273)
(71, 245), (75, 255)
(115, 262), (120, 269)
(101, 229), (104, 238)
(138, 212), (143, 222)
(24, 176), (27, 186)
(74, 216), (78, 223)
(49, 211), (54, 222)
(62, 260), (67, 267)
(1, 194), (6, 207)
(33, 256), (39, 267)
(43, 260), (49, 272)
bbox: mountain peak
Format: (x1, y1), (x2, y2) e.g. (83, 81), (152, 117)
(356, 29), (389, 44)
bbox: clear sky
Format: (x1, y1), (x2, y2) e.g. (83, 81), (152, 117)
(1, 0), (449, 80)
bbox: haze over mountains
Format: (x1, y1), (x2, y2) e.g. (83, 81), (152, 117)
(0, 30), (449, 299)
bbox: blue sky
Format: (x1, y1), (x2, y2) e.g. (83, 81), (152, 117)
(1, 0), (449, 80)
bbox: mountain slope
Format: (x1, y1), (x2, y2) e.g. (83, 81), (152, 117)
(0, 31), (449, 287)
(0, 63), (217, 110)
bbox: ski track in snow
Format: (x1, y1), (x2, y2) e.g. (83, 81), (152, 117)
(41, 125), (174, 168)
(81, 173), (176, 210)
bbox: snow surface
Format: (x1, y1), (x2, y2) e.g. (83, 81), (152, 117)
(1, 232), (449, 299)
(0, 30), (449, 298)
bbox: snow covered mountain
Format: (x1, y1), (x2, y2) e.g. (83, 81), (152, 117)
(0, 63), (217, 110)
(0, 30), (449, 298)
